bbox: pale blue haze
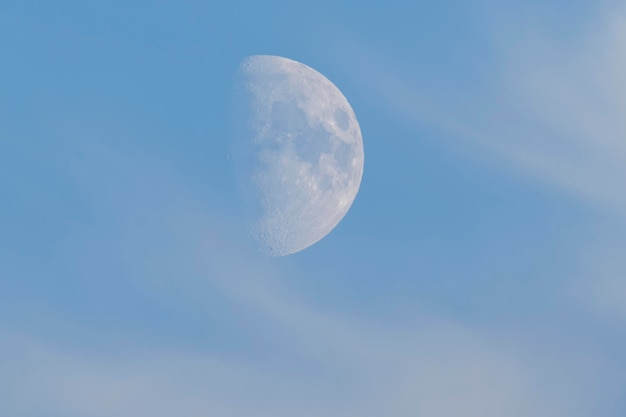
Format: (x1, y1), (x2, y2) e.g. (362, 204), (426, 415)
(1, 1), (625, 416)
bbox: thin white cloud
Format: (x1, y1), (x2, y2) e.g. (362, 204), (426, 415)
(0, 307), (601, 417)
(332, 7), (626, 215)
(331, 4), (626, 325)
(0, 140), (607, 417)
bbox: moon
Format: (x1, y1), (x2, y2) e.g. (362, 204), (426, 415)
(231, 55), (364, 256)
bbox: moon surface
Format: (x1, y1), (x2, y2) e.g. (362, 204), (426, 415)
(231, 55), (364, 256)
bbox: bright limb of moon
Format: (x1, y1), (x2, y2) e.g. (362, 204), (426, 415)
(231, 55), (364, 256)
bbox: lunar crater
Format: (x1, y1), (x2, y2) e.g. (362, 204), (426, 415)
(333, 108), (351, 131)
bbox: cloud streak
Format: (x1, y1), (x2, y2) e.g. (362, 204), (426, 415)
(0, 138), (608, 417)
(331, 4), (626, 329)
(333, 6), (626, 216)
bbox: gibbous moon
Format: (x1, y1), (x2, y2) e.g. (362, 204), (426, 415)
(231, 55), (364, 256)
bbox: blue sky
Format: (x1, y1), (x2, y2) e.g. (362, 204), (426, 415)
(2, 0), (626, 416)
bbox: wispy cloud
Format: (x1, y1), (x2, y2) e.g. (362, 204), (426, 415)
(333, 6), (626, 215)
(0, 138), (608, 417)
(0, 295), (603, 417)
(331, 5), (626, 326)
